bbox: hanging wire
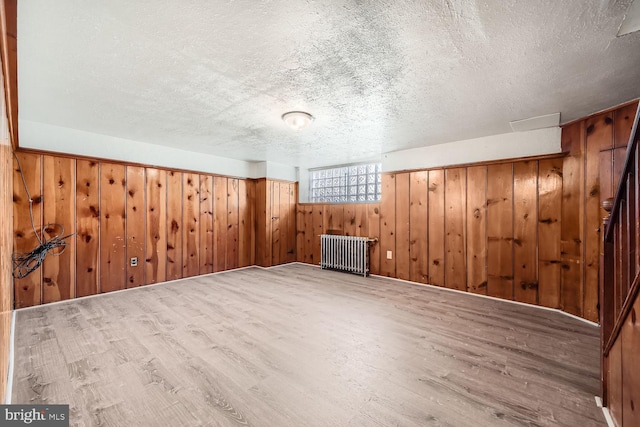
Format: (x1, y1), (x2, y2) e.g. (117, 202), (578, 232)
(12, 152), (74, 279)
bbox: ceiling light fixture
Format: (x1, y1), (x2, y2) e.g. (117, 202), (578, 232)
(282, 111), (314, 131)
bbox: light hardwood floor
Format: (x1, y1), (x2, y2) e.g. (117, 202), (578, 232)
(12, 264), (605, 426)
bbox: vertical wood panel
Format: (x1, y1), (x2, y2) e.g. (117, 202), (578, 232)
(199, 175), (213, 274)
(214, 176), (228, 271)
(561, 122), (585, 316)
(328, 204), (344, 234)
(227, 178), (239, 270)
(312, 205), (324, 266)
(344, 204), (357, 236)
(409, 171), (428, 284)
(368, 204), (381, 275)
(466, 166), (487, 294)
(354, 204), (368, 238)
(76, 160), (99, 297)
(271, 181), (281, 266)
(125, 166), (145, 288)
(444, 168), (466, 291)
(613, 147), (627, 197)
(296, 205), (306, 261)
(304, 206), (315, 263)
(513, 161), (538, 305)
(238, 179), (253, 268)
(42, 156), (75, 303)
(99, 163), (126, 293)
(487, 163), (513, 300)
(538, 158), (562, 308)
(395, 173), (411, 281)
(584, 113), (613, 322)
(166, 171), (183, 281)
(286, 184), (297, 263)
(13, 152), (42, 307)
(428, 170), (445, 287)
(613, 102), (637, 148)
(608, 339), (623, 426)
(621, 296), (640, 426)
(145, 168), (166, 284)
(182, 173), (200, 277)
(0, 122), (12, 403)
(379, 174), (396, 277)
(255, 179), (269, 267)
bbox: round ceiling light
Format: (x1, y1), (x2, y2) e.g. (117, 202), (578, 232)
(282, 111), (314, 131)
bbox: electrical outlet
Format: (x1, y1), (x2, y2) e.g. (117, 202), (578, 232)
(130, 257), (138, 267)
(386, 251), (393, 260)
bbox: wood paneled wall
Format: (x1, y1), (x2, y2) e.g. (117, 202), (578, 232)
(297, 158), (567, 312)
(0, 61), (13, 404)
(12, 151), (256, 308)
(255, 179), (297, 267)
(296, 102), (637, 323)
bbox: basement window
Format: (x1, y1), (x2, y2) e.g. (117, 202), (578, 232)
(309, 163), (382, 203)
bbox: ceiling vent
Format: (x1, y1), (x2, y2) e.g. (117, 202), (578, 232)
(509, 112), (560, 132)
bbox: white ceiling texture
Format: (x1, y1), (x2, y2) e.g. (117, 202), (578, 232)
(17, 0), (640, 170)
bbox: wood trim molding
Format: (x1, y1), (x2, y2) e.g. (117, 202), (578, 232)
(0, 0), (17, 149)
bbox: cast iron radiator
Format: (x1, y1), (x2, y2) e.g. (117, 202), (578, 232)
(320, 235), (374, 277)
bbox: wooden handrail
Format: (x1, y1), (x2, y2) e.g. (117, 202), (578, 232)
(604, 103), (640, 242)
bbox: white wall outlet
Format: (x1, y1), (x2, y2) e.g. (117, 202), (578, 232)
(130, 257), (138, 267)
(386, 251), (393, 260)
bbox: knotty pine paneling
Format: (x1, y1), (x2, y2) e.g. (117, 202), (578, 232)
(513, 161), (538, 305)
(227, 178), (240, 270)
(76, 160), (100, 297)
(0, 105), (13, 404)
(13, 152), (42, 307)
(296, 205), (306, 262)
(620, 295), (640, 426)
(145, 168), (167, 284)
(99, 163), (126, 293)
(354, 204), (368, 238)
(42, 155), (76, 303)
(368, 204), (381, 275)
(166, 171), (183, 281)
(380, 174), (396, 277)
(199, 175), (214, 274)
(584, 113), (612, 321)
(255, 179), (270, 267)
(444, 168), (466, 291)
(285, 184), (297, 263)
(182, 173), (200, 278)
(466, 166), (487, 294)
(12, 151), (256, 307)
(608, 339), (623, 425)
(344, 204), (357, 237)
(537, 158), (562, 309)
(126, 166), (145, 288)
(312, 205), (324, 266)
(428, 170), (445, 287)
(304, 205), (315, 264)
(253, 179), (297, 268)
(561, 122), (585, 317)
(486, 163), (513, 300)
(238, 179), (255, 268)
(395, 173), (411, 281)
(214, 176), (228, 272)
(409, 171), (428, 284)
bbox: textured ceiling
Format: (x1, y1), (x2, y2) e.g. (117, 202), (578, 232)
(17, 0), (640, 169)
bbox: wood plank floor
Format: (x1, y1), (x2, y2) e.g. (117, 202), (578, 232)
(12, 264), (605, 426)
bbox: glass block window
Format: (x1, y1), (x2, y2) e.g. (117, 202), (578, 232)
(309, 163), (382, 203)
